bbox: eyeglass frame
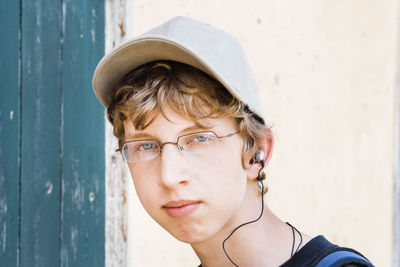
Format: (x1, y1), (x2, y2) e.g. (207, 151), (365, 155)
(120, 130), (240, 163)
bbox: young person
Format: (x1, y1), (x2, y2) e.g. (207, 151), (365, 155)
(93, 16), (374, 267)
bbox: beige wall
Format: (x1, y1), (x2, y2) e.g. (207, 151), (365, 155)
(120, 1), (398, 266)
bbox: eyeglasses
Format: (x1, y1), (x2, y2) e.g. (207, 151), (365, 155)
(122, 131), (239, 163)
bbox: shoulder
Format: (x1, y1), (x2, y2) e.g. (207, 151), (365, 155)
(280, 235), (374, 267)
(316, 248), (374, 267)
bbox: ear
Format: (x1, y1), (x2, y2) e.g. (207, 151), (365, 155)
(246, 129), (274, 181)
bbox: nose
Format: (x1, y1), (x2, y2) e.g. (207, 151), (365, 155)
(158, 143), (189, 189)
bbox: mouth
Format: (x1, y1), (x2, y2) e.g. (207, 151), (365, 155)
(162, 200), (201, 218)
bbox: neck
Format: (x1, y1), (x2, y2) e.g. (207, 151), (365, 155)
(191, 192), (301, 267)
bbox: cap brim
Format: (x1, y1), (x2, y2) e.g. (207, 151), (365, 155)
(92, 37), (239, 108)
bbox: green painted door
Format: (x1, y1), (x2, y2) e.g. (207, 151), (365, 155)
(0, 1), (105, 266)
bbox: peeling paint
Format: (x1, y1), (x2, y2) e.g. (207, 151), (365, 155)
(91, 28), (95, 43)
(61, 247), (69, 267)
(33, 212), (42, 263)
(95, 178), (99, 192)
(120, 221), (127, 242)
(1, 222), (6, 253)
(45, 182), (53, 195)
(27, 56), (31, 74)
(9, 110), (14, 120)
(118, 21), (125, 39)
(0, 115), (6, 255)
(71, 153), (84, 210)
(80, 34), (83, 38)
(121, 189), (126, 205)
(0, 136), (8, 256)
(71, 226), (78, 261)
(88, 192), (95, 202)
(35, 1), (41, 26)
(62, 1), (66, 41)
(80, 20), (84, 36)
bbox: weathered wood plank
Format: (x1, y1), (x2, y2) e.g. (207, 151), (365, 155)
(394, 49), (400, 267)
(0, 0), (21, 266)
(105, 1), (128, 266)
(61, 0), (105, 266)
(20, 0), (62, 265)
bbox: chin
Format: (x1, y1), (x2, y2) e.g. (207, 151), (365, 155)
(171, 233), (200, 244)
(163, 223), (211, 244)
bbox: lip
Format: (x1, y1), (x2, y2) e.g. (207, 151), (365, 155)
(163, 200), (201, 218)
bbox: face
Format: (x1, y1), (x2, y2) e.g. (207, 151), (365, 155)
(123, 106), (254, 244)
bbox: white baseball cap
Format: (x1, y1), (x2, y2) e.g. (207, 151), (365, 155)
(92, 16), (265, 120)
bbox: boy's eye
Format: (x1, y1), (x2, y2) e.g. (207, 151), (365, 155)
(138, 142), (156, 151)
(187, 134), (213, 144)
(183, 132), (218, 149)
(192, 135), (210, 143)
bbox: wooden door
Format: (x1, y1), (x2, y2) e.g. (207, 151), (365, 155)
(0, 1), (105, 266)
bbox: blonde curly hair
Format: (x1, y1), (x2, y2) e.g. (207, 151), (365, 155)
(107, 60), (271, 191)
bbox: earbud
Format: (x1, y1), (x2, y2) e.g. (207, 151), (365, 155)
(250, 150), (265, 166)
(252, 150), (265, 182)
(254, 150), (265, 163)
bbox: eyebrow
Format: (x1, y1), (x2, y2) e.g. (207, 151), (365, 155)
(127, 132), (154, 140)
(180, 124), (212, 134)
(126, 124), (213, 141)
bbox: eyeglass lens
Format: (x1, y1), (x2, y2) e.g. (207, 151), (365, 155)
(122, 131), (222, 163)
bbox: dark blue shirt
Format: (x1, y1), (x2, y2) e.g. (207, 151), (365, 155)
(198, 235), (374, 267)
(280, 235), (373, 267)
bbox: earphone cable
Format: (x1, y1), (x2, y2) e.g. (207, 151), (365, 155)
(289, 223), (295, 257)
(286, 222), (303, 255)
(222, 162), (265, 267)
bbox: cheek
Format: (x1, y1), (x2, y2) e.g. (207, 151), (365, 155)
(127, 164), (159, 214)
(212, 142), (244, 176)
(191, 144), (247, 198)
(191, 150), (248, 233)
